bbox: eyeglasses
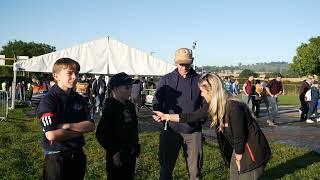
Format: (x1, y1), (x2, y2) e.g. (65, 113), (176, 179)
(203, 73), (211, 87)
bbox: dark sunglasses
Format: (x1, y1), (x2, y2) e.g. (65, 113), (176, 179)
(202, 73), (211, 87)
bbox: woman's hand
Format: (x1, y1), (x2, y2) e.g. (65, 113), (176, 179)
(152, 111), (165, 122)
(113, 152), (122, 167)
(235, 153), (242, 172)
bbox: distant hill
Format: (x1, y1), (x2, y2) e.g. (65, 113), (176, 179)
(198, 61), (289, 74)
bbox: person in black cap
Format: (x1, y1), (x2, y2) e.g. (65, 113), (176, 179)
(96, 72), (140, 180)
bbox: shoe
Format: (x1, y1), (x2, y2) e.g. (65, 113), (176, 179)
(267, 120), (278, 127)
(306, 119), (314, 123)
(316, 117), (320, 122)
(298, 109), (302, 114)
(311, 114), (316, 118)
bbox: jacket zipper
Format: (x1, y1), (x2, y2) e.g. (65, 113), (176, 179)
(246, 143), (256, 162)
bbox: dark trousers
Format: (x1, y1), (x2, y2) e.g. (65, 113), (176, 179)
(252, 98), (261, 118)
(300, 97), (309, 121)
(43, 149), (86, 180)
(106, 152), (136, 180)
(159, 129), (203, 180)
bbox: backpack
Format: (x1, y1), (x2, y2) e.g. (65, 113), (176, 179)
(255, 84), (263, 95)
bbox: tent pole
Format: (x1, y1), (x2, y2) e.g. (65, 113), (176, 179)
(11, 63), (17, 110)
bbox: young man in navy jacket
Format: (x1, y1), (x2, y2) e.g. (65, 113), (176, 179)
(38, 58), (95, 180)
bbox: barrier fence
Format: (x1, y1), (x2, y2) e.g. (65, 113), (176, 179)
(0, 90), (9, 121)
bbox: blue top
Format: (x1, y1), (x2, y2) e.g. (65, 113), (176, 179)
(37, 85), (93, 152)
(231, 82), (239, 96)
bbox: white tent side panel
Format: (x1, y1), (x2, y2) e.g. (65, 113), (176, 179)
(15, 37), (176, 76)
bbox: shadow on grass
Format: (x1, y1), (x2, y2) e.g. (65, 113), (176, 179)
(0, 136), (12, 148)
(263, 151), (320, 179)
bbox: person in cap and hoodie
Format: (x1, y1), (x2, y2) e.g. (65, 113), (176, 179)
(153, 48), (207, 180)
(96, 72), (140, 180)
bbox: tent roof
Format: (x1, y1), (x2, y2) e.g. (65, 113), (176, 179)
(15, 37), (176, 76)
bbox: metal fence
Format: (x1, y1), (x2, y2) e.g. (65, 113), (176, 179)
(0, 90), (9, 121)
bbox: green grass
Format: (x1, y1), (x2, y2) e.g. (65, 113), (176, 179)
(1, 108), (320, 179)
(278, 95), (300, 107)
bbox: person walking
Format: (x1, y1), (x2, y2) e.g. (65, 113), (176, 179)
(265, 73), (283, 125)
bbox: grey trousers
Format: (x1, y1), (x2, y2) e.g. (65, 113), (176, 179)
(159, 130), (203, 180)
(229, 152), (265, 180)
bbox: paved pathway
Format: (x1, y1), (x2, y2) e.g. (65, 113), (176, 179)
(137, 106), (320, 153)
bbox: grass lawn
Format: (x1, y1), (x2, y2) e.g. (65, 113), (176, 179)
(278, 95), (300, 107)
(1, 108), (320, 179)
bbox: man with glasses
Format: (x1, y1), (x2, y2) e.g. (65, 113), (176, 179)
(153, 48), (205, 180)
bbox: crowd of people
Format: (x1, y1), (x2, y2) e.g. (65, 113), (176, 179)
(2, 47), (319, 180)
(299, 75), (320, 123)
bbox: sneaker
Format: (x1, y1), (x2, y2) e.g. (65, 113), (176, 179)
(306, 119), (314, 123)
(298, 109), (302, 114)
(316, 117), (320, 122)
(267, 120), (278, 127)
(311, 114), (316, 118)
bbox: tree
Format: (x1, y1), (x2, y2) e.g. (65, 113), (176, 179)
(239, 69), (258, 78)
(0, 40), (56, 77)
(0, 40), (56, 64)
(289, 36), (320, 76)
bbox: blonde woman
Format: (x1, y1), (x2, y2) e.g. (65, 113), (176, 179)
(153, 73), (271, 180)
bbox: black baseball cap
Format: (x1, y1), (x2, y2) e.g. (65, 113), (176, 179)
(108, 72), (134, 89)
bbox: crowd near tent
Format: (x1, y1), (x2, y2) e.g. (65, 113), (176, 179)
(11, 36), (176, 108)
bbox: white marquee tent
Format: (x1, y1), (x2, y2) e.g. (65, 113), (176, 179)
(14, 36), (176, 75)
(11, 36), (176, 108)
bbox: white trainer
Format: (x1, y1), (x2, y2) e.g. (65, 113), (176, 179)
(306, 119), (314, 123)
(316, 117), (320, 122)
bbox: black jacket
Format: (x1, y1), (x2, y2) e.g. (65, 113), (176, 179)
(179, 99), (271, 174)
(96, 98), (139, 156)
(218, 100), (271, 173)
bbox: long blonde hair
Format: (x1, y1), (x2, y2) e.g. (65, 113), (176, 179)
(199, 73), (230, 132)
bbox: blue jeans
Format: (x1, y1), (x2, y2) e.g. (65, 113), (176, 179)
(307, 100), (318, 119)
(95, 94), (105, 112)
(267, 96), (278, 119)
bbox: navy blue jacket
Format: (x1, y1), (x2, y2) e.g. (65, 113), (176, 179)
(152, 68), (204, 133)
(37, 85), (92, 152)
